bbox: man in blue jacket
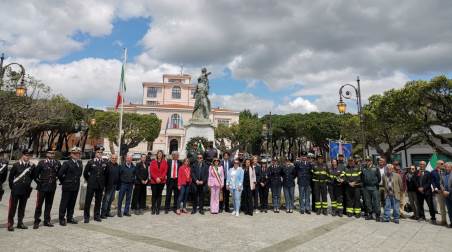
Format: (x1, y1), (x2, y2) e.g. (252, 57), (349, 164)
(117, 154), (136, 217)
(440, 162), (452, 228)
(432, 160), (447, 226)
(295, 152), (312, 214)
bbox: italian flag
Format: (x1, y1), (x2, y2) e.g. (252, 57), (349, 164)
(426, 152), (438, 172)
(115, 62), (126, 111)
(198, 141), (205, 153)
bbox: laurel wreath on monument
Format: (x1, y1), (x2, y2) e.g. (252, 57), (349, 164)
(185, 136), (209, 153)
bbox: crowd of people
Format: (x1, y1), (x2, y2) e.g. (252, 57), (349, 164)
(1, 146), (451, 232)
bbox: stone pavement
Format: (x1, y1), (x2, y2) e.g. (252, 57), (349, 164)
(0, 183), (451, 251)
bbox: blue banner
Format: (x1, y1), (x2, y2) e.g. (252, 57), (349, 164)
(329, 141), (352, 159)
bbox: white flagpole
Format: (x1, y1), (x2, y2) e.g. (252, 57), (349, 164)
(117, 48), (127, 164)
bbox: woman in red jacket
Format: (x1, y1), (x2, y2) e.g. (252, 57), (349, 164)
(176, 158), (191, 215)
(149, 150), (168, 215)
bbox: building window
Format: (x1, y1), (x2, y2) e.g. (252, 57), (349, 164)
(217, 119), (230, 127)
(170, 114), (181, 129)
(147, 87), (158, 97)
(146, 101), (159, 106)
(168, 79), (181, 83)
(172, 86), (181, 99)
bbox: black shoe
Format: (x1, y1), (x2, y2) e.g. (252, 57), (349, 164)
(118, 212), (123, 218)
(151, 209), (155, 215)
(338, 212), (343, 217)
(264, 210), (267, 213)
(156, 210), (160, 215)
(33, 223), (39, 229)
(331, 211), (336, 217)
(347, 213), (353, 218)
(100, 215), (107, 219)
(164, 210), (169, 214)
(200, 210), (205, 215)
(219, 209), (223, 213)
(67, 219), (78, 224)
(59, 220), (67, 226)
(355, 214), (361, 219)
(94, 217), (102, 222)
(322, 209), (328, 216)
(107, 213), (115, 217)
(7, 226), (14, 231)
(431, 219), (437, 225)
(191, 211), (197, 215)
(225, 209), (230, 213)
(316, 210), (321, 215)
(44, 222), (54, 227)
(300, 210), (305, 214)
(306, 210), (311, 215)
(17, 223), (28, 229)
(365, 215), (371, 220)
(124, 213), (131, 217)
(84, 219), (89, 224)
(376, 216), (381, 222)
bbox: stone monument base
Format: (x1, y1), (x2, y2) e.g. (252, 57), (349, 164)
(181, 120), (215, 158)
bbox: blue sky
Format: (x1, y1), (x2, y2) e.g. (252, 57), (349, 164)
(2, 1), (452, 115)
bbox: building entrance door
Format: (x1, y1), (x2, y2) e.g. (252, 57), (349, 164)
(169, 139), (178, 154)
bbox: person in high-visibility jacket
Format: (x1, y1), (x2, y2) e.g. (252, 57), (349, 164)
(344, 158), (362, 218)
(328, 159), (345, 217)
(312, 155), (329, 215)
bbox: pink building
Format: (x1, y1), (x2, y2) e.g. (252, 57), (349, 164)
(115, 74), (239, 157)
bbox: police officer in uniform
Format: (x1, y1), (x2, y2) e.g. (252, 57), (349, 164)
(258, 160), (270, 213)
(312, 154), (329, 215)
(295, 152), (313, 214)
(83, 146), (107, 223)
(0, 158), (8, 202)
(269, 157), (282, 213)
(344, 158), (362, 218)
(58, 147), (83, 226)
(7, 150), (35, 231)
(33, 149), (61, 229)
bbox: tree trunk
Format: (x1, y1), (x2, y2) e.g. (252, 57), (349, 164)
(109, 140), (116, 155)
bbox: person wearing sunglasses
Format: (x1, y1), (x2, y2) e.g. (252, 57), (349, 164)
(405, 165), (419, 220)
(432, 160), (447, 226)
(191, 153), (208, 215)
(227, 159), (244, 216)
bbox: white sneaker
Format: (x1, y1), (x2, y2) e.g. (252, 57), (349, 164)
(235, 212), (239, 217)
(231, 211), (236, 216)
(254, 210), (259, 214)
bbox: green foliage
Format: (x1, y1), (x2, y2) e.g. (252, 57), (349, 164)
(90, 111), (161, 152)
(185, 136), (209, 153)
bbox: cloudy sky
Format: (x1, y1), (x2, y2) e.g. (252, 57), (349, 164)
(1, 0), (451, 115)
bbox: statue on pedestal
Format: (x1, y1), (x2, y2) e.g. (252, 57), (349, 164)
(192, 68), (211, 122)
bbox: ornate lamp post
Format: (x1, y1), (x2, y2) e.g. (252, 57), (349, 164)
(337, 76), (366, 158)
(0, 53), (27, 97)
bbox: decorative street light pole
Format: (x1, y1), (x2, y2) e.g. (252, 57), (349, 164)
(0, 53), (27, 97)
(337, 76), (366, 159)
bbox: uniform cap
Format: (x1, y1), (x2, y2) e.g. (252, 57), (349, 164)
(70, 147), (81, 153)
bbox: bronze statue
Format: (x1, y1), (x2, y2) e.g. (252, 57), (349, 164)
(192, 68), (211, 121)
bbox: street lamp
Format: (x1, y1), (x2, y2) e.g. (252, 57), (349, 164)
(337, 76), (366, 158)
(0, 53), (26, 97)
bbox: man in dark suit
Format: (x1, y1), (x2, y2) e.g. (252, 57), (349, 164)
(165, 151), (181, 214)
(191, 153), (208, 215)
(101, 154), (120, 218)
(83, 146), (108, 223)
(33, 149), (61, 229)
(416, 161), (436, 224)
(7, 150), (35, 231)
(220, 152), (233, 213)
(117, 154), (136, 217)
(252, 156), (262, 213)
(58, 147), (83, 226)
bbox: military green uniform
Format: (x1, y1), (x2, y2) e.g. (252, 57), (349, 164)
(344, 164), (362, 217)
(312, 162), (329, 215)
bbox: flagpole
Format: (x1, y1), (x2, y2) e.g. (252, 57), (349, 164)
(118, 48), (127, 164)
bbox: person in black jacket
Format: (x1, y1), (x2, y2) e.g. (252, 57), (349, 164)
(241, 159), (254, 216)
(258, 160), (270, 213)
(7, 150), (35, 231)
(269, 158), (282, 213)
(406, 165), (419, 220)
(117, 154), (136, 217)
(361, 156), (381, 221)
(282, 158), (296, 213)
(165, 151), (181, 214)
(132, 154), (149, 215)
(191, 153), (209, 215)
(295, 153), (312, 214)
(83, 146), (108, 223)
(416, 161), (436, 224)
(220, 152), (233, 213)
(58, 147), (83, 226)
(251, 156), (261, 214)
(101, 154), (120, 218)
(33, 149), (61, 229)
(0, 158), (8, 202)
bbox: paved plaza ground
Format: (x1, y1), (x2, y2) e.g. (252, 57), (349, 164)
(0, 184), (451, 251)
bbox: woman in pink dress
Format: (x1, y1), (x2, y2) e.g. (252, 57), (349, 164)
(208, 158), (224, 214)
